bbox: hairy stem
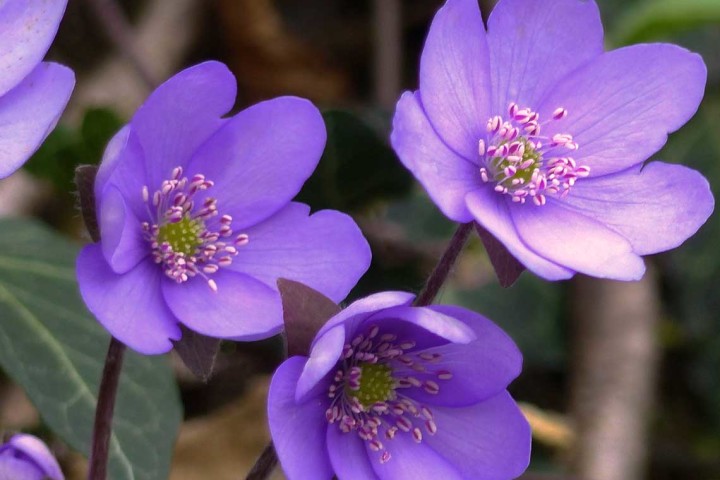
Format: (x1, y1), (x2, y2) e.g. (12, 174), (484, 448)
(88, 338), (126, 480)
(414, 223), (473, 307)
(245, 443), (278, 480)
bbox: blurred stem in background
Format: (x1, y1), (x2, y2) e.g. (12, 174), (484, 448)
(372, 0), (402, 109)
(569, 270), (661, 480)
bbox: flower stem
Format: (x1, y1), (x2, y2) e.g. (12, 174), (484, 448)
(88, 337), (126, 480)
(245, 442), (278, 480)
(414, 223), (473, 307)
(75, 165), (128, 480)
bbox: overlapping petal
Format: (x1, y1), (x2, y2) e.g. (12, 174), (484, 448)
(391, 305), (521, 407)
(425, 392), (531, 480)
(511, 200), (646, 280)
(5, 434), (64, 480)
(231, 202), (371, 303)
(76, 245), (180, 355)
(0, 63), (74, 177)
(562, 162), (714, 255)
(391, 92), (480, 222)
(418, 0), (491, 161)
(487, 0), (604, 112)
(269, 357), (334, 480)
(188, 96), (327, 229)
(465, 189), (574, 280)
(162, 270), (282, 341)
(538, 44), (707, 176)
(370, 429), (463, 480)
(326, 427), (379, 480)
(99, 186), (147, 274)
(0, 0), (68, 96)
(132, 61), (236, 188)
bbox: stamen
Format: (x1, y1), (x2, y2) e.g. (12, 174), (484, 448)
(142, 167), (249, 290)
(325, 324), (453, 464)
(478, 103), (589, 205)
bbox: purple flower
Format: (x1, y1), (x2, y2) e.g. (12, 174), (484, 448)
(76, 62), (371, 355)
(391, 0), (714, 281)
(0, 434), (64, 480)
(0, 0), (75, 177)
(269, 292), (530, 480)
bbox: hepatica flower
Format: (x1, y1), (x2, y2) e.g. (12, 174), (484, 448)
(76, 62), (371, 354)
(0, 0), (74, 177)
(392, 0), (714, 281)
(0, 434), (64, 480)
(269, 292), (530, 480)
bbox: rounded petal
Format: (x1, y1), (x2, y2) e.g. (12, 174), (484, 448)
(487, 0), (604, 112)
(391, 305), (522, 407)
(0, 454), (45, 480)
(314, 292), (415, 345)
(188, 96), (326, 228)
(297, 292), (415, 402)
(162, 270), (282, 341)
(370, 427), (463, 480)
(99, 186), (147, 274)
(419, 0), (491, 161)
(231, 202), (371, 303)
(538, 44), (707, 176)
(131, 61), (236, 188)
(95, 126), (149, 220)
(465, 188), (574, 280)
(391, 92), (480, 222)
(269, 357), (334, 480)
(425, 392), (531, 480)
(563, 162), (714, 255)
(296, 325), (345, 403)
(76, 245), (180, 355)
(0, 0), (68, 96)
(7, 434), (63, 480)
(367, 305), (476, 345)
(511, 200), (646, 280)
(326, 427), (379, 480)
(0, 63), (74, 178)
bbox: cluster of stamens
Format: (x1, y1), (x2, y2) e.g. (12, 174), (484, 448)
(141, 166), (249, 291)
(325, 324), (453, 464)
(479, 103), (590, 206)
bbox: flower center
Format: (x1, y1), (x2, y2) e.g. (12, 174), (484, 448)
(156, 217), (204, 257)
(479, 103), (590, 206)
(346, 363), (395, 408)
(142, 166), (249, 291)
(325, 325), (452, 464)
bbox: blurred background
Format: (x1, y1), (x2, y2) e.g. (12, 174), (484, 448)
(0, 0), (719, 479)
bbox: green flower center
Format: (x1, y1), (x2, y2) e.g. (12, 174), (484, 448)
(494, 138), (541, 188)
(348, 363), (395, 408)
(157, 217), (204, 257)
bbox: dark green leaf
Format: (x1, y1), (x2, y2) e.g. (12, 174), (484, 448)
(0, 219), (181, 480)
(609, 0), (720, 46)
(298, 109), (412, 211)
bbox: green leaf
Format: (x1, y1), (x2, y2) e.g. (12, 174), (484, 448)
(0, 219), (181, 480)
(298, 109), (413, 212)
(609, 0), (720, 46)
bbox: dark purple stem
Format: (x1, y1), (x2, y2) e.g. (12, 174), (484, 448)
(76, 165), (127, 480)
(88, 338), (126, 480)
(245, 443), (278, 480)
(83, 0), (158, 90)
(414, 223), (473, 307)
